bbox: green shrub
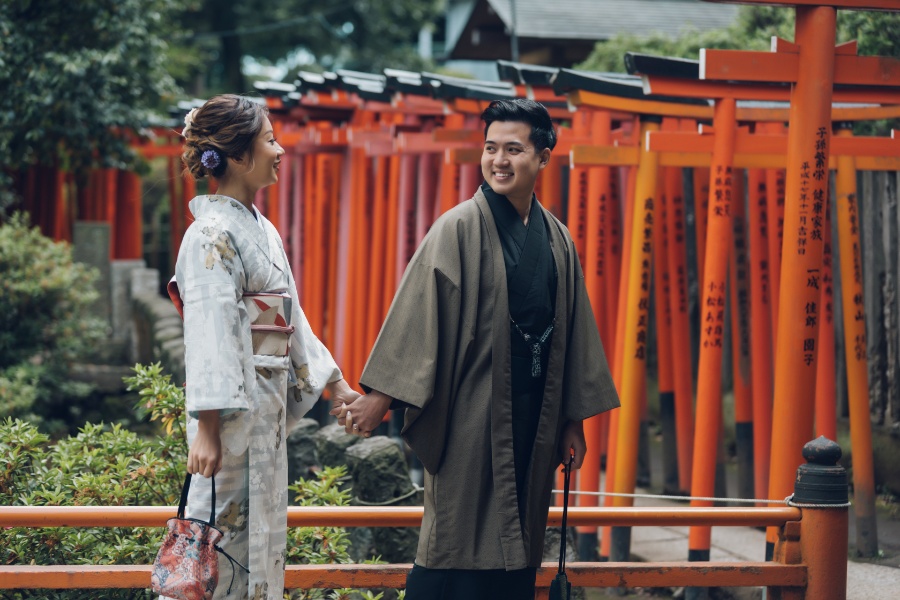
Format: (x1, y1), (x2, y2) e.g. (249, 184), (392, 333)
(1, 363), (404, 599)
(0, 416), (183, 600)
(0, 212), (105, 432)
(0, 363), (186, 599)
(0, 212), (103, 367)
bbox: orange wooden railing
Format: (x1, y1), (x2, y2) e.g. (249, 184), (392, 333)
(0, 502), (839, 598)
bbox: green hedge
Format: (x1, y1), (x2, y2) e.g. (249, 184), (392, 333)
(0, 213), (104, 434)
(0, 363), (396, 600)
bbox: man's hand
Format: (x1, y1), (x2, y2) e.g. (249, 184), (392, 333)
(559, 419), (586, 469)
(188, 410), (222, 478)
(335, 390), (393, 437)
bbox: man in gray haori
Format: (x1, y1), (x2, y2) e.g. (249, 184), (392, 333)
(338, 98), (619, 599)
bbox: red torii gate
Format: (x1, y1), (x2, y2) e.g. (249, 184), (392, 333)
(699, 0), (900, 565)
(631, 46), (900, 542)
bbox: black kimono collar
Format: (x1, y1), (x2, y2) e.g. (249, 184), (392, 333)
(481, 182), (537, 240)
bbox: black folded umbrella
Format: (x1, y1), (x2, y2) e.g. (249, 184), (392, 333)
(549, 454), (574, 600)
(549, 570), (571, 600)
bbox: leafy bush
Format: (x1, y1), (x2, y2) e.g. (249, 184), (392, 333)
(0, 363), (186, 599)
(0, 212), (104, 431)
(284, 448), (403, 600)
(0, 213), (103, 367)
(0, 417), (183, 600)
(1, 363), (403, 599)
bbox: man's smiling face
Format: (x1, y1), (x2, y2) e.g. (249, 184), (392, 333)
(481, 120), (550, 206)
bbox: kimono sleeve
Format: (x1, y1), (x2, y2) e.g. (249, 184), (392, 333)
(360, 209), (468, 403)
(176, 222), (253, 418)
(359, 217), (467, 474)
(285, 265), (342, 426)
(359, 258), (461, 409)
(562, 241), (620, 421)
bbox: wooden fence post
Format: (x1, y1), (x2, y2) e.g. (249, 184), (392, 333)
(794, 437), (849, 600)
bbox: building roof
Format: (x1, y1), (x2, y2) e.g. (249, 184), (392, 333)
(492, 0), (738, 40)
(447, 0), (740, 64)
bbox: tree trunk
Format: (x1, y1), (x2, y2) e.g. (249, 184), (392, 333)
(211, 1), (245, 93)
(886, 171), (900, 427)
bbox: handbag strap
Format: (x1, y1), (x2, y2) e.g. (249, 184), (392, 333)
(176, 473), (217, 526)
(217, 544), (250, 594)
(558, 453), (574, 575)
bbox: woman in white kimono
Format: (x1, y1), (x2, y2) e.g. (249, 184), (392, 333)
(166, 94), (359, 599)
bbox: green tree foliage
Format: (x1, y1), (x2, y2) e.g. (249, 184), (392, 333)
(177, 0), (443, 93)
(0, 0), (182, 204)
(577, 6), (899, 72)
(576, 6), (900, 134)
(837, 10), (900, 59)
(0, 213), (104, 429)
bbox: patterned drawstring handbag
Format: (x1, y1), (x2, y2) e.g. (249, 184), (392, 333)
(151, 474), (248, 600)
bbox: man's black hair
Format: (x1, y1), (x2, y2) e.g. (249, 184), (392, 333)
(481, 98), (557, 152)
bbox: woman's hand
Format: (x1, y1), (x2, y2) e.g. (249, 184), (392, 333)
(326, 378), (362, 416)
(188, 410), (223, 478)
(337, 390), (393, 437)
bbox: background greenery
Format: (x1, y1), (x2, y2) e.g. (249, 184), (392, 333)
(2, 3), (898, 205)
(576, 7), (900, 135)
(0, 0), (442, 209)
(1, 363), (394, 599)
(0, 0), (181, 208)
(578, 7), (900, 72)
(0, 214), (105, 434)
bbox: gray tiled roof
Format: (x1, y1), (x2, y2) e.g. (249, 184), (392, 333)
(486, 0), (739, 41)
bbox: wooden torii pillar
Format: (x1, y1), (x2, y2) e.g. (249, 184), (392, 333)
(134, 130), (193, 271)
(556, 64), (900, 570)
(626, 54), (900, 572)
(647, 111), (900, 501)
(647, 112), (900, 585)
(697, 0), (900, 562)
(555, 68), (722, 563)
(256, 75), (357, 352)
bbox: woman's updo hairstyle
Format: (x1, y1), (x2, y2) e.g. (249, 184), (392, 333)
(181, 94), (269, 180)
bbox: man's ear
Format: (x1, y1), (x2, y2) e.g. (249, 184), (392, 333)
(539, 148), (551, 168)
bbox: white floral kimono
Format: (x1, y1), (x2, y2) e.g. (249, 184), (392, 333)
(167, 195), (342, 600)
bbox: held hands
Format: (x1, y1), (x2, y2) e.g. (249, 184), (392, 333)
(326, 378), (362, 417)
(331, 389), (392, 438)
(559, 419), (586, 469)
(187, 410), (223, 478)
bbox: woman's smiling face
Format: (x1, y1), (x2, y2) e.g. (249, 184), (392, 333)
(234, 116), (284, 190)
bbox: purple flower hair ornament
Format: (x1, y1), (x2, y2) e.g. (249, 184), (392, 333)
(201, 149), (222, 170)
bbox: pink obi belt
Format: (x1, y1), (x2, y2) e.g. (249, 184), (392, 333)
(243, 292), (295, 356)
